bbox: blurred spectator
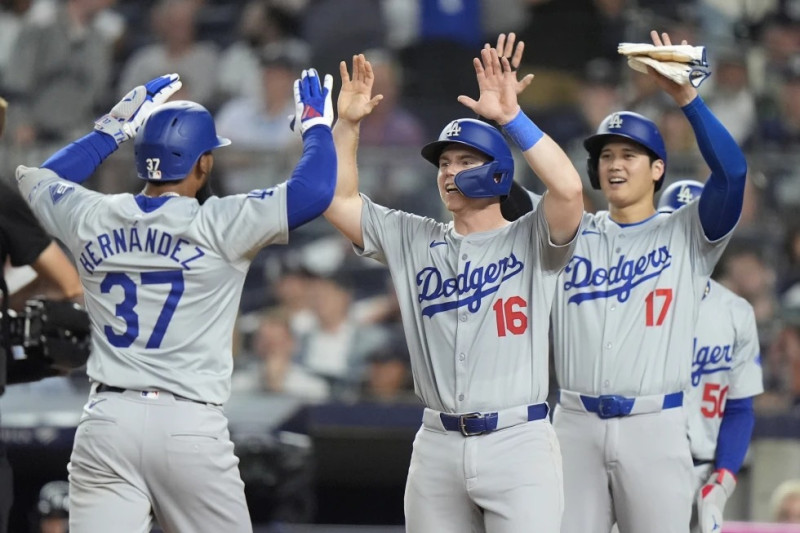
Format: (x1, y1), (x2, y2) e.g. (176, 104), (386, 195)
(779, 222), (800, 296)
(539, 57), (623, 211)
(771, 479), (800, 523)
(294, 271), (388, 401)
(215, 39), (307, 151)
(543, 57), (623, 150)
(657, 107), (705, 182)
(358, 49), (425, 147)
(391, 0), (481, 137)
(759, 320), (800, 412)
(755, 53), (800, 150)
(703, 46), (757, 146)
(717, 246), (779, 326)
(0, 0), (32, 85)
(2, 0), (114, 146)
(361, 328), (414, 403)
(753, 13), (800, 98)
(301, 0), (386, 93)
(117, 0), (219, 109)
(217, 0), (299, 102)
(271, 262), (317, 338)
(233, 308), (329, 401)
(34, 480), (68, 533)
(515, 0), (616, 109)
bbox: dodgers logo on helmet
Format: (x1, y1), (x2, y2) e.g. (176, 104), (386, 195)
(583, 111), (667, 191)
(657, 179), (704, 213)
(134, 101), (231, 182)
(606, 113), (624, 130)
(420, 118), (514, 199)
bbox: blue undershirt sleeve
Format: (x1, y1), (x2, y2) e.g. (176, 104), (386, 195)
(42, 131), (118, 184)
(684, 96), (748, 241)
(285, 126), (336, 230)
(715, 397), (755, 474)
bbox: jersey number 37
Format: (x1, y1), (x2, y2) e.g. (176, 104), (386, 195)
(101, 270), (184, 348)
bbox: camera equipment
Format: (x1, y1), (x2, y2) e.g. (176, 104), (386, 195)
(2, 299), (91, 382)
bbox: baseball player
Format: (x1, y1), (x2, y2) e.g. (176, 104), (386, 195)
(323, 44), (583, 532)
(658, 180), (764, 533)
(15, 68), (336, 532)
(547, 30), (748, 533)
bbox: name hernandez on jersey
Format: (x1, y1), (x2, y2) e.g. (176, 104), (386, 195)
(77, 226), (206, 275)
(17, 166), (289, 405)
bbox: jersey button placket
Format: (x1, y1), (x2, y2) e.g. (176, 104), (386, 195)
(454, 244), (471, 409)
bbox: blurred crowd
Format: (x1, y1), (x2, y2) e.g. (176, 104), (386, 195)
(2, 0), (800, 414)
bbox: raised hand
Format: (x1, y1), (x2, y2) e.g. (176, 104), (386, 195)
(484, 33), (534, 96)
(94, 73), (182, 145)
(337, 54), (383, 124)
(647, 30), (698, 106)
(457, 48), (520, 125)
(291, 68), (334, 135)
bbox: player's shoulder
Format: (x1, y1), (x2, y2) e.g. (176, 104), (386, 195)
(707, 280), (752, 312)
(361, 193), (446, 231)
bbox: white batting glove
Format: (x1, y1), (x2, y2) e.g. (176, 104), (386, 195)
(618, 43), (707, 65)
(290, 68), (334, 135)
(697, 468), (736, 533)
(94, 73), (182, 145)
(627, 56), (711, 88)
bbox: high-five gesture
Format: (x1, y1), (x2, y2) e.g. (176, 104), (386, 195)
(457, 48), (521, 126)
(337, 54), (383, 124)
(484, 33), (534, 96)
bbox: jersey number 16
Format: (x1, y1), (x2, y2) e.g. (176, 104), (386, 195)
(493, 296), (528, 337)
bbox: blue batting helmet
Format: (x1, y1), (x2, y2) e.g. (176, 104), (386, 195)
(584, 111), (667, 191)
(657, 179), (704, 213)
(421, 118), (514, 198)
(134, 101), (231, 181)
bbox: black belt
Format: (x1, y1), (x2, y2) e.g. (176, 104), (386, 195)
(693, 458), (714, 467)
(95, 383), (219, 406)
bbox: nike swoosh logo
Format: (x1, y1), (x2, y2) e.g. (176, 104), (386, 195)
(87, 398), (107, 409)
(581, 229), (600, 235)
(430, 240), (447, 248)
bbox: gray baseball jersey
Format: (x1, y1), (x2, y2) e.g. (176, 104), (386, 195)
(552, 199), (733, 533)
(687, 280), (764, 462)
(356, 194), (573, 413)
(17, 166), (288, 405)
(552, 201), (731, 396)
(356, 193), (574, 532)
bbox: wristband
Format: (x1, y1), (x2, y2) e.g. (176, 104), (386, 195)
(502, 110), (544, 151)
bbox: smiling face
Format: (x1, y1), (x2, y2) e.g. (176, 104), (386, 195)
(597, 137), (664, 210)
(436, 144), (491, 212)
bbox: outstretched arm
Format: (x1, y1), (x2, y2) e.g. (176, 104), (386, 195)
(458, 45), (582, 244)
(323, 55), (383, 248)
(647, 31), (746, 240)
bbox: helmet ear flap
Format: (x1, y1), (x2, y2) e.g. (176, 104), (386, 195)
(587, 156), (600, 190)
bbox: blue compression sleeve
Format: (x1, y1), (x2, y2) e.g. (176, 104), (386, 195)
(715, 397), (755, 474)
(286, 126), (336, 230)
(42, 131), (118, 184)
(684, 96), (747, 241)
